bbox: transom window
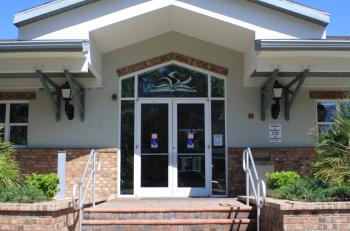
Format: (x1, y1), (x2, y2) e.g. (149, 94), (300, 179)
(317, 101), (350, 133)
(0, 102), (28, 146)
(121, 64), (224, 99)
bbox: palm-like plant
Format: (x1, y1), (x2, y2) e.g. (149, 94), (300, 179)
(0, 126), (20, 188)
(311, 103), (350, 184)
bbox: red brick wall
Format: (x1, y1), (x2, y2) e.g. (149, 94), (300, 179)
(0, 200), (84, 231)
(258, 198), (350, 231)
(14, 147), (315, 199)
(228, 148), (315, 196)
(15, 148), (118, 200)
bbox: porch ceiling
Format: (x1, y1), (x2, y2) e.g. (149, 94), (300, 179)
(90, 5), (254, 54)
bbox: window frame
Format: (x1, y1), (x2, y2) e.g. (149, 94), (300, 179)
(0, 100), (29, 148)
(316, 99), (350, 133)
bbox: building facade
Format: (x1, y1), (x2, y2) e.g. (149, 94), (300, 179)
(1, 0), (349, 199)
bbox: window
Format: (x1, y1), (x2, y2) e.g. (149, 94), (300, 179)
(0, 102), (28, 146)
(138, 64), (208, 98)
(317, 101), (350, 133)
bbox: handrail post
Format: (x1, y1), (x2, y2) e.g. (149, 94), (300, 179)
(257, 182), (261, 231)
(93, 150), (96, 207)
(71, 149), (99, 231)
(79, 181), (83, 231)
(242, 148), (266, 231)
(245, 152), (250, 206)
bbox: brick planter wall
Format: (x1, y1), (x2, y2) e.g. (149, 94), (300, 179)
(243, 197), (350, 231)
(0, 200), (79, 231)
(228, 148), (315, 196)
(14, 148), (118, 200)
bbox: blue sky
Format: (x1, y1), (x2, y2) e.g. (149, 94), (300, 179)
(0, 0), (350, 39)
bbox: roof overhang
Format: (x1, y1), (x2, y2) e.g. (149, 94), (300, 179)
(256, 39), (350, 51)
(14, 0), (99, 27)
(90, 4), (255, 54)
(14, 0), (330, 27)
(0, 40), (102, 89)
(245, 40), (350, 88)
(0, 40), (89, 52)
(247, 0), (329, 26)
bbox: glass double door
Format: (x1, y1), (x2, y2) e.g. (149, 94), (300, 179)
(135, 99), (210, 197)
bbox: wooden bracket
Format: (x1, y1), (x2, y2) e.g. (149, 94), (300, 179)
(37, 70), (61, 121)
(284, 69), (309, 120)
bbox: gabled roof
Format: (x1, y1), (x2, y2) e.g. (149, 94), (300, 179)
(14, 0), (330, 27)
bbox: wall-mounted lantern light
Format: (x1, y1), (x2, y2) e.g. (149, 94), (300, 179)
(61, 82), (74, 120)
(271, 81), (284, 120)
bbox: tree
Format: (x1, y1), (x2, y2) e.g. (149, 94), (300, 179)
(0, 137), (20, 188)
(311, 101), (350, 184)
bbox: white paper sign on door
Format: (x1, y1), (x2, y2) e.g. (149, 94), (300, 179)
(213, 134), (223, 147)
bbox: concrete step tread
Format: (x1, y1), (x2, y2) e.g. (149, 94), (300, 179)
(84, 206), (253, 213)
(82, 218), (256, 225)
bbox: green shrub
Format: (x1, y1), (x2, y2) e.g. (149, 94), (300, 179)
(266, 171), (300, 190)
(0, 140), (20, 188)
(273, 178), (326, 202)
(325, 184), (350, 201)
(25, 173), (59, 199)
(0, 185), (47, 203)
(272, 178), (350, 202)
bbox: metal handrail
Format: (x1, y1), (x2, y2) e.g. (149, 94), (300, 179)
(72, 149), (99, 231)
(242, 148), (266, 231)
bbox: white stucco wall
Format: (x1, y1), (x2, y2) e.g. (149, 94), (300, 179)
(18, 0), (325, 41)
(27, 32), (317, 148)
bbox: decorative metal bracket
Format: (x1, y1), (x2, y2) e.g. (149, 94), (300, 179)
(260, 69), (279, 121)
(284, 69), (309, 120)
(37, 70), (61, 121)
(260, 69), (309, 121)
(64, 70), (85, 121)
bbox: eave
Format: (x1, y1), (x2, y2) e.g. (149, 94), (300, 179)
(14, 0), (330, 27)
(0, 40), (89, 53)
(247, 0), (329, 26)
(14, 0), (99, 27)
(256, 39), (350, 51)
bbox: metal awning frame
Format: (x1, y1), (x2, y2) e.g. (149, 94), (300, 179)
(37, 70), (85, 121)
(260, 69), (309, 121)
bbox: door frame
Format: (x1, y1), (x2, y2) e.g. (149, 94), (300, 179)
(135, 99), (173, 197)
(117, 61), (228, 198)
(172, 99), (211, 197)
(134, 98), (211, 197)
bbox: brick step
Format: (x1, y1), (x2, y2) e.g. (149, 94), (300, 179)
(84, 206), (253, 213)
(84, 207), (256, 220)
(83, 218), (256, 225)
(82, 218), (257, 231)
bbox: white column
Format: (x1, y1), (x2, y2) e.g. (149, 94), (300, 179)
(57, 151), (66, 200)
